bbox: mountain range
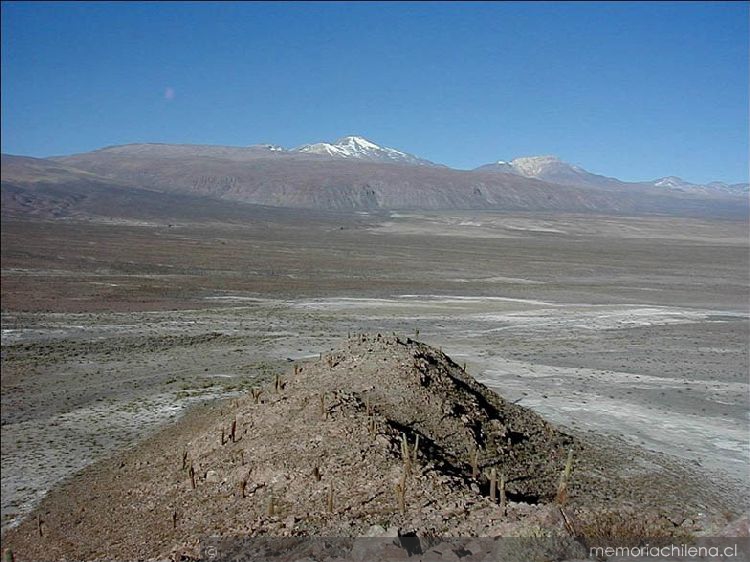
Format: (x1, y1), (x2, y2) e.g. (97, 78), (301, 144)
(475, 155), (748, 196)
(1, 135), (747, 220)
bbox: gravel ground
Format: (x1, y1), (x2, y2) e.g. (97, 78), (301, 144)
(2, 211), (748, 539)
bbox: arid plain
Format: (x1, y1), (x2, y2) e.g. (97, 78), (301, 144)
(2, 210), (748, 532)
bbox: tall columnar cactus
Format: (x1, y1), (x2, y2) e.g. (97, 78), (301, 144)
(319, 394), (328, 420)
(556, 449), (574, 505)
(400, 434), (413, 475)
(189, 463), (196, 490)
(395, 471), (407, 515)
(499, 473), (507, 513)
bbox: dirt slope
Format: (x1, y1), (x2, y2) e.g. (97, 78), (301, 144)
(1, 336), (739, 561)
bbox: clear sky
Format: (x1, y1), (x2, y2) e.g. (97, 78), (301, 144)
(1, 1), (748, 183)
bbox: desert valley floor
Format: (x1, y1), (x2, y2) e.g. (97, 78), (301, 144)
(1, 211), (748, 533)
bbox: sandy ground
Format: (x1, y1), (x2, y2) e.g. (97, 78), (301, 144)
(1, 211), (748, 533)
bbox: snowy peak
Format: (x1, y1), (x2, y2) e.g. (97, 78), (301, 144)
(652, 176), (749, 195)
(249, 143), (285, 152)
(480, 155), (581, 177)
(335, 135), (381, 151)
(653, 176), (686, 188)
(507, 155), (584, 177)
(476, 155), (607, 188)
(294, 135), (442, 167)
(477, 156), (748, 196)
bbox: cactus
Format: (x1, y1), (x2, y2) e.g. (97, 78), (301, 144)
(319, 394), (327, 420)
(394, 471), (407, 515)
(412, 435), (420, 465)
(267, 495), (275, 517)
(189, 462), (196, 490)
(181, 450), (188, 470)
(230, 418), (237, 443)
(556, 449), (574, 505)
(326, 485), (334, 513)
(471, 449), (480, 479)
(400, 434), (412, 475)
(313, 466), (321, 481)
(172, 510), (178, 529)
(490, 468), (498, 503)
(37, 515), (43, 537)
(251, 388), (263, 404)
(499, 473), (507, 512)
(274, 373), (280, 393)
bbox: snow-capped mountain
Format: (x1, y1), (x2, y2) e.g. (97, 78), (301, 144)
(249, 144), (284, 152)
(476, 155), (625, 190)
(477, 156), (748, 196)
(294, 136), (442, 167)
(652, 176), (749, 195)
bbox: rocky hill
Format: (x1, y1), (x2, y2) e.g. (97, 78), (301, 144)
(2, 336), (741, 561)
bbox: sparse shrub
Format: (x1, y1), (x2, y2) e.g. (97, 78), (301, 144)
(575, 509), (692, 546)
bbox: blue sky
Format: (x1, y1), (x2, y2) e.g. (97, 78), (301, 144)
(1, 1), (748, 183)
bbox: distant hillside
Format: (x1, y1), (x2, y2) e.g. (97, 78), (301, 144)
(476, 155), (750, 196)
(0, 154), (344, 224)
(2, 141), (746, 219)
(44, 143), (746, 217)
